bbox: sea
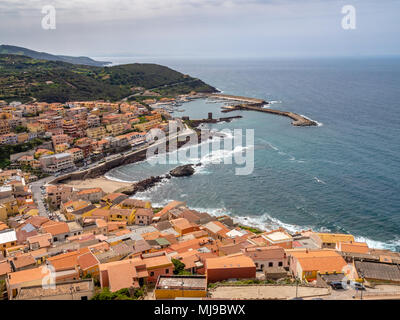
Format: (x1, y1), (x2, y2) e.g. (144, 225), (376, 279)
(96, 56), (400, 251)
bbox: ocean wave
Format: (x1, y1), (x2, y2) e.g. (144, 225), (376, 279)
(300, 114), (323, 127)
(104, 173), (135, 183)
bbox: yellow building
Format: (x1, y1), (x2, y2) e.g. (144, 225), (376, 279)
(154, 275), (207, 300)
(310, 232), (355, 249)
(86, 126), (107, 139)
(106, 123), (126, 136)
(109, 208), (136, 225)
(134, 119), (161, 132)
(0, 196), (19, 218)
(27, 122), (45, 133)
(0, 229), (17, 255)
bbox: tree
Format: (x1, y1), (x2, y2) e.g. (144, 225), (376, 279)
(172, 258), (186, 275)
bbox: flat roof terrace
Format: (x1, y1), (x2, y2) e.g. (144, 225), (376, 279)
(156, 275), (207, 290)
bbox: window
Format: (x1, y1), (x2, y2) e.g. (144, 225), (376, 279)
(278, 262), (283, 267)
(268, 262), (273, 267)
(150, 272), (154, 276)
(166, 269), (169, 274)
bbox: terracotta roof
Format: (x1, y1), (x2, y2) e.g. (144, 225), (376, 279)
(27, 233), (53, 248)
(206, 253), (256, 269)
(135, 208), (153, 217)
(11, 253), (36, 269)
(41, 221), (69, 236)
(154, 201), (185, 218)
(0, 260), (11, 276)
(290, 250), (347, 274)
(77, 252), (99, 271)
(77, 188), (103, 195)
(142, 253), (173, 269)
(315, 233), (355, 244)
(338, 242), (369, 254)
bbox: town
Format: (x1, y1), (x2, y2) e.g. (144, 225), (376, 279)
(0, 97), (399, 301)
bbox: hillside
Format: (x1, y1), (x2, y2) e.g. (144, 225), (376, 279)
(0, 54), (217, 103)
(0, 45), (110, 67)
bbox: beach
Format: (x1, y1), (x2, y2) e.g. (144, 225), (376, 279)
(62, 176), (131, 194)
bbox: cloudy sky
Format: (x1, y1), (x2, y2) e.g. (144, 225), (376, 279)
(1, 0), (399, 58)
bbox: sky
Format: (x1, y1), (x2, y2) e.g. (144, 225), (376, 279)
(1, 0), (399, 58)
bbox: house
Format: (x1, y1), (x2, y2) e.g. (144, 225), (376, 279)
(41, 221), (70, 242)
(26, 233), (53, 250)
(258, 228), (293, 249)
(109, 208), (135, 225)
(99, 258), (148, 292)
(336, 241), (369, 255)
(288, 249), (348, 281)
(354, 261), (400, 284)
(119, 198), (151, 209)
(205, 253), (256, 283)
(152, 201), (186, 222)
(74, 188), (105, 203)
(170, 218), (199, 236)
(310, 232), (355, 249)
(61, 200), (96, 220)
(100, 193), (128, 207)
(13, 279), (95, 300)
(141, 251), (174, 283)
(134, 208), (154, 226)
(242, 246), (288, 271)
(202, 221), (231, 240)
(77, 252), (100, 278)
(9, 253), (36, 271)
(6, 266), (48, 299)
(155, 275), (207, 300)
(40, 153), (75, 174)
(46, 185), (74, 208)
(0, 229), (17, 255)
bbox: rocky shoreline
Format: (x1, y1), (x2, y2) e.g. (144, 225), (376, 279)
(114, 164), (197, 196)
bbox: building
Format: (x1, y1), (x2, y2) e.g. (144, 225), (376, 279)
(13, 279), (95, 300)
(46, 185), (74, 208)
(155, 275), (207, 300)
(141, 251), (174, 283)
(205, 253), (256, 283)
(242, 246), (288, 271)
(86, 126), (107, 139)
(99, 258), (148, 292)
(66, 148), (84, 162)
(134, 208), (154, 226)
(74, 188), (105, 203)
(40, 153), (75, 173)
(310, 232), (355, 249)
(0, 229), (17, 255)
(288, 249), (348, 281)
(259, 228), (293, 249)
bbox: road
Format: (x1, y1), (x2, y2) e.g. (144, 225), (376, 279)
(30, 176), (55, 218)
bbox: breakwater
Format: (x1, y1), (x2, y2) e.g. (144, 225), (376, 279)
(221, 104), (317, 127)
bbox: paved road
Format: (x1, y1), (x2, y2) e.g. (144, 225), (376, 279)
(30, 176), (55, 218)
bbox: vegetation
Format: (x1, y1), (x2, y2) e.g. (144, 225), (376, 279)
(238, 224), (263, 234)
(0, 54), (216, 103)
(14, 125), (28, 133)
(172, 258), (191, 275)
(0, 44), (110, 67)
(91, 287), (144, 300)
(0, 137), (48, 169)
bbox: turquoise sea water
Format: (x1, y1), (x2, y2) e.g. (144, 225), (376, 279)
(103, 57), (400, 250)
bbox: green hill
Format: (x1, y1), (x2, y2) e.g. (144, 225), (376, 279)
(0, 44), (110, 66)
(0, 54), (216, 103)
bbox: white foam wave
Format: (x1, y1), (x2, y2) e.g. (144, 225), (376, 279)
(300, 114), (323, 127)
(104, 173), (135, 183)
(313, 177), (327, 184)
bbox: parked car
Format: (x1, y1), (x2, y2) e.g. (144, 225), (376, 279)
(330, 281), (344, 290)
(351, 282), (366, 290)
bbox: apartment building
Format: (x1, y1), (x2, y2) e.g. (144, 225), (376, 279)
(40, 153), (75, 174)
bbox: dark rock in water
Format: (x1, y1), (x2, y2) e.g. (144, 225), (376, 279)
(169, 164), (195, 177)
(164, 174), (172, 179)
(195, 163), (202, 167)
(115, 175), (164, 196)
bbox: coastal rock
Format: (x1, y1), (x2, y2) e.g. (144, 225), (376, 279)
(115, 175), (164, 196)
(169, 164), (195, 177)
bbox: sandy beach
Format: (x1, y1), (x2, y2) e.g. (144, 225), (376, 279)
(62, 176), (131, 194)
